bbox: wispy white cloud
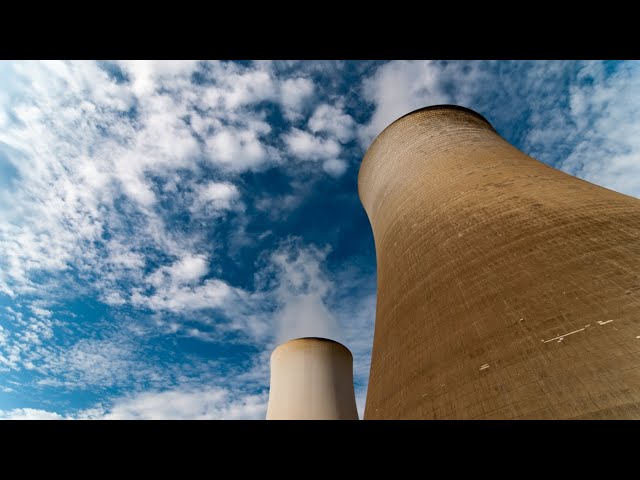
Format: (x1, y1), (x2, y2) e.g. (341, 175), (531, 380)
(308, 103), (355, 143)
(322, 158), (348, 177)
(0, 60), (343, 380)
(0, 305), (58, 372)
(200, 63), (276, 110)
(283, 128), (341, 161)
(117, 60), (201, 95)
(133, 278), (237, 314)
(204, 123), (273, 172)
(37, 336), (142, 389)
(0, 387), (268, 420)
(148, 254), (209, 287)
(254, 194), (305, 221)
(0, 60), (330, 309)
(279, 77), (315, 121)
(528, 61), (640, 197)
(0, 408), (65, 420)
(191, 182), (240, 214)
(82, 388), (268, 420)
(360, 60), (640, 198)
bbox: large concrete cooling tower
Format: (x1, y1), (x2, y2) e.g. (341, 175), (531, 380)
(359, 105), (640, 420)
(266, 337), (359, 420)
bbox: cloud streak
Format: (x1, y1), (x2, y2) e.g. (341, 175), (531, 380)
(0, 387), (268, 420)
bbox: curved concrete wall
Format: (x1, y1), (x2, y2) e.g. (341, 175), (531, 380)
(266, 337), (359, 420)
(359, 105), (640, 419)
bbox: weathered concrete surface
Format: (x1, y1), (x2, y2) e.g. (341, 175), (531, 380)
(359, 105), (640, 419)
(266, 337), (359, 420)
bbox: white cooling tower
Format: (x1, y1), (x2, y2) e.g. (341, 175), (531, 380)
(266, 337), (359, 420)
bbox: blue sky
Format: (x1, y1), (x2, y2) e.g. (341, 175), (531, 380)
(0, 60), (639, 419)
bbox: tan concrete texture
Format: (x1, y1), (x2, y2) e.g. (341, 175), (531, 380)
(266, 337), (359, 420)
(359, 105), (640, 420)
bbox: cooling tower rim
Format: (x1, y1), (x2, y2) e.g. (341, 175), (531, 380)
(272, 337), (352, 357)
(389, 104), (495, 132)
(374, 103), (496, 141)
(358, 104), (497, 198)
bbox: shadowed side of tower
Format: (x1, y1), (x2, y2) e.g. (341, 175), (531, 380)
(359, 105), (640, 420)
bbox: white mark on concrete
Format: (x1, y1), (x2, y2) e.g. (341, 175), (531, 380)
(543, 327), (587, 344)
(479, 364), (490, 371)
(421, 393), (429, 397)
(597, 320), (614, 325)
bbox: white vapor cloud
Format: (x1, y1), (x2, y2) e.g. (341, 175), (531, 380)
(359, 60), (451, 145)
(266, 241), (341, 344)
